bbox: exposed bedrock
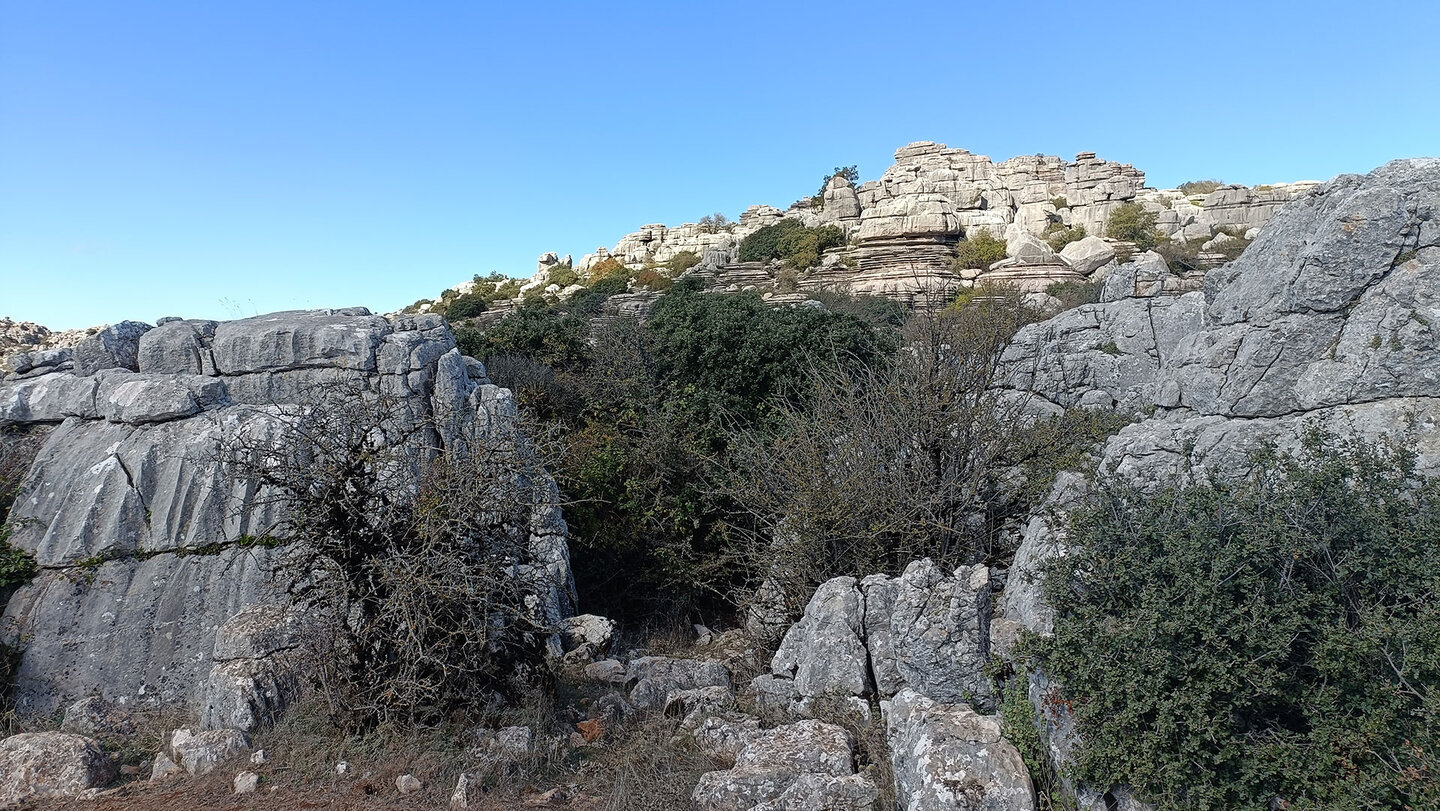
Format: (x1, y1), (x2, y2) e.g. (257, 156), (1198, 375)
(0, 308), (575, 725)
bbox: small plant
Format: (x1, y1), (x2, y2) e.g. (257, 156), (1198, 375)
(812, 165), (860, 206)
(1045, 279), (1102, 311)
(952, 230), (1008, 270)
(1049, 196), (1069, 210)
(1104, 202), (1164, 250)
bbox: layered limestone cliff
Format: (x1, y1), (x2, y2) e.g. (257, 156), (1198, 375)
(0, 309), (575, 726)
(470, 141), (1314, 311)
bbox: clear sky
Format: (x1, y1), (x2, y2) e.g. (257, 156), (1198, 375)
(3, 1), (1437, 329)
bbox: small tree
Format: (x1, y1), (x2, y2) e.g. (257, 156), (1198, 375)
(953, 230), (1008, 270)
(1104, 202), (1164, 250)
(697, 213), (732, 234)
(813, 165), (860, 205)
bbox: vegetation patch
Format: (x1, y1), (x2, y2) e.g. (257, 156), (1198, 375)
(1036, 432), (1440, 809)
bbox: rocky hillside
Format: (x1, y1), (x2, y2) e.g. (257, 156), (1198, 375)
(415, 141), (1316, 318)
(0, 157), (1433, 809)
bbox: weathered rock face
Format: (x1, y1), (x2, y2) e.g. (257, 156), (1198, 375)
(0, 308), (575, 724)
(1000, 158), (1440, 806)
(692, 718), (876, 811)
(0, 732), (118, 806)
(754, 560), (995, 717)
(885, 689), (1034, 811)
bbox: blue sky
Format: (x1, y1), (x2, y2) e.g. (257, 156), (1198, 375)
(2, 1), (1437, 329)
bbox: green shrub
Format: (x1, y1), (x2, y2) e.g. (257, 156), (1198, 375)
(953, 230), (1008, 270)
(664, 251), (702, 274)
(739, 220), (844, 270)
(1042, 223), (1087, 253)
(443, 292), (488, 320)
(1044, 278), (1102, 310)
(464, 301), (589, 368)
(1050, 196), (1069, 210)
(807, 289), (907, 330)
(547, 265), (580, 288)
(1036, 432), (1440, 809)
(1104, 202), (1164, 250)
(587, 257), (632, 284)
(1178, 179), (1224, 195)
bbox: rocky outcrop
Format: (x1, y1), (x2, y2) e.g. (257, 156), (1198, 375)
(435, 140), (1306, 315)
(0, 732), (117, 805)
(999, 158), (1440, 805)
(0, 308), (575, 725)
(753, 560), (995, 718)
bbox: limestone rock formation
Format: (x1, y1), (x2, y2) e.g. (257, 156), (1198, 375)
(999, 158), (1440, 805)
(754, 559), (995, 717)
(0, 732), (117, 806)
(692, 718), (876, 811)
(0, 308), (575, 725)
(885, 689), (1034, 811)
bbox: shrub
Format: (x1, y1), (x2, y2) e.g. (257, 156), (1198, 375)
(1049, 196), (1069, 210)
(1044, 278), (1103, 310)
(807, 289), (907, 330)
(634, 268), (673, 292)
(1036, 432), (1440, 809)
(721, 290), (1089, 610)
(587, 257), (632, 284)
(547, 265), (580, 288)
(1104, 202), (1164, 250)
(664, 251), (702, 274)
(224, 380), (561, 728)
(1042, 223), (1087, 253)
(443, 292), (488, 320)
(466, 301), (589, 368)
(739, 220), (844, 270)
(953, 230), (1008, 270)
(1178, 179), (1224, 195)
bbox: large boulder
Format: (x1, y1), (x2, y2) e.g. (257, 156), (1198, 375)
(692, 718), (875, 811)
(0, 732), (117, 805)
(1058, 235), (1116, 275)
(885, 689), (1034, 811)
(71, 321), (152, 376)
(754, 560), (996, 716)
(625, 656), (732, 711)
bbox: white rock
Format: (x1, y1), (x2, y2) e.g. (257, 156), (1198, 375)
(234, 770), (259, 794)
(396, 773), (422, 795)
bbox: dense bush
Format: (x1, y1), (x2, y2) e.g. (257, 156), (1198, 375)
(722, 290), (1118, 611)
(953, 230), (1008, 270)
(1036, 433), (1440, 809)
(738, 220), (845, 269)
(1042, 223), (1087, 253)
(807, 288), (907, 330)
(1044, 278), (1103, 310)
(444, 292), (488, 320)
(586, 257), (632, 283)
(1104, 202), (1164, 250)
(459, 301), (589, 368)
(547, 264), (580, 288)
(634, 268), (673, 291)
(664, 251), (702, 274)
